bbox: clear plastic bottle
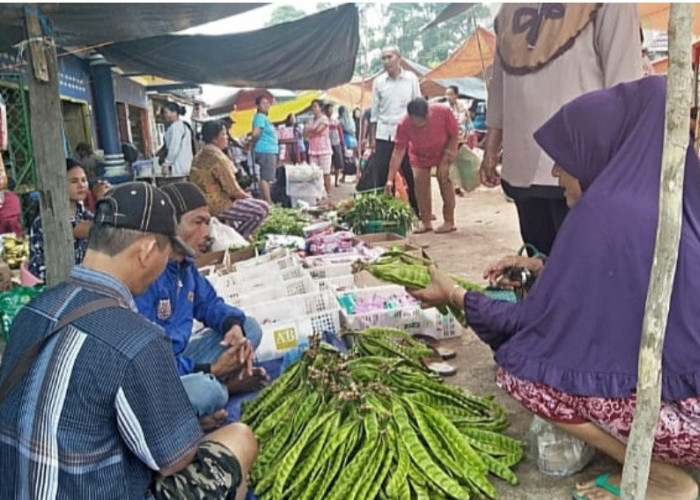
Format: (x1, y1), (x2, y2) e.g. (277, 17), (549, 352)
(528, 416), (595, 477)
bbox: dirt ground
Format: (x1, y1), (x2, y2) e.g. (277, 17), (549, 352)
(332, 178), (618, 500)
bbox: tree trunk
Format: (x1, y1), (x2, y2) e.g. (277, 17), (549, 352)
(619, 4), (694, 499)
(24, 5), (75, 286)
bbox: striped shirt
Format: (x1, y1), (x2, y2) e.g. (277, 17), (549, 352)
(0, 266), (203, 499)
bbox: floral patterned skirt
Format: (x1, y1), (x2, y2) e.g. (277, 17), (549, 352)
(495, 368), (700, 468)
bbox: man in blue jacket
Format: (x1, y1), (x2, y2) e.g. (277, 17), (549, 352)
(136, 182), (267, 425)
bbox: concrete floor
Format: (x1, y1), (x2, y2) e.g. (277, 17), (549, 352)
(331, 178), (619, 500)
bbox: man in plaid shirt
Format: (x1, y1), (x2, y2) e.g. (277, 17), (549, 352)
(0, 182), (257, 499)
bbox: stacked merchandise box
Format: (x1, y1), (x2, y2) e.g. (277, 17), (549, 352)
(337, 285), (462, 340)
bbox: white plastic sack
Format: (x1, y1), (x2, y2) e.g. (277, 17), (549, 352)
(449, 144), (481, 193)
(284, 163), (322, 182)
(209, 216), (248, 252)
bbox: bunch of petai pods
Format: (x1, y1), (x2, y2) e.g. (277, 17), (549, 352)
(353, 249), (485, 326)
(242, 329), (523, 500)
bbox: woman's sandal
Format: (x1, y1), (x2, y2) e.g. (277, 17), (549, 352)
(570, 472), (700, 500)
(413, 226), (433, 234)
(413, 334), (457, 360)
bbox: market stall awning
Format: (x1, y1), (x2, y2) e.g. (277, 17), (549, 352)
(99, 4), (360, 91)
(422, 27), (496, 81)
(229, 91), (322, 138)
(326, 83), (373, 110)
(639, 4), (700, 35)
(420, 76), (487, 100)
(208, 88), (275, 117)
(0, 3), (265, 52)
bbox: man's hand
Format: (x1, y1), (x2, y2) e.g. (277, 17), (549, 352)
(384, 181), (394, 197)
(479, 151), (501, 188)
(219, 324), (254, 376)
(220, 324), (245, 348)
(407, 265), (460, 309)
(161, 165), (170, 177)
(437, 159), (451, 183)
(211, 339), (249, 379)
(483, 255), (544, 288)
(199, 409), (227, 432)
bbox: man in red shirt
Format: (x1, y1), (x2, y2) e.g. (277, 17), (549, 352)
(385, 98), (459, 233)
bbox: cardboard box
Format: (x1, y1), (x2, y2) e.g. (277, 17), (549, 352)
(195, 250), (225, 269)
(195, 247), (256, 269)
(353, 232), (410, 248)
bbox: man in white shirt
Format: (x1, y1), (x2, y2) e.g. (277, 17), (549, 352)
(159, 102), (194, 185)
(369, 46), (420, 214)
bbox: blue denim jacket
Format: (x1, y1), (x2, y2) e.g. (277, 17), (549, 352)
(135, 258), (245, 376)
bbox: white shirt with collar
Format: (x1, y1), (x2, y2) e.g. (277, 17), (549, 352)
(370, 69), (421, 142)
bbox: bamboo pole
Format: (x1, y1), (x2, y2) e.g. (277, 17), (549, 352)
(24, 5), (75, 286)
(619, 4), (694, 499)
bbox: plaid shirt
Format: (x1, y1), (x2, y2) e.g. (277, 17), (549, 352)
(28, 202), (94, 281)
(0, 266), (203, 499)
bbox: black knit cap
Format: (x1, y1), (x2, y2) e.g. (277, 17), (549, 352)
(159, 182), (208, 219)
(94, 182), (195, 257)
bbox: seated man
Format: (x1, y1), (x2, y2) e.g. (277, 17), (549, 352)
(0, 182), (257, 499)
(136, 182), (267, 422)
(28, 158), (94, 281)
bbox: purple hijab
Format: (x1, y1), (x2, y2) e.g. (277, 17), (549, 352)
(476, 76), (700, 400)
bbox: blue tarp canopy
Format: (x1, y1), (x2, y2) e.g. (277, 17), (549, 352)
(0, 3), (265, 51)
(99, 4), (360, 91)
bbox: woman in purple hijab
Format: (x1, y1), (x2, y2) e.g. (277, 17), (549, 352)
(411, 76), (700, 500)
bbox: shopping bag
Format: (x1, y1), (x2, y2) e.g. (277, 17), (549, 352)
(449, 144), (481, 193)
(209, 216), (249, 252)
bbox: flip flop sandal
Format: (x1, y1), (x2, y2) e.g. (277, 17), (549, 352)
(413, 226), (433, 234)
(572, 473), (618, 500)
(434, 226), (457, 234)
(412, 334), (457, 360)
(426, 361), (457, 377)
(572, 473), (700, 500)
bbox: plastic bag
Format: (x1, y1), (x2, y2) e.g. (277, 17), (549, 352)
(528, 416), (595, 477)
(449, 144), (481, 193)
(209, 217), (248, 252)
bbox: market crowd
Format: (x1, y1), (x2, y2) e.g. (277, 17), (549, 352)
(1, 3), (700, 500)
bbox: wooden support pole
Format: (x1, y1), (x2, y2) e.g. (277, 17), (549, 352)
(619, 4), (694, 499)
(24, 5), (75, 286)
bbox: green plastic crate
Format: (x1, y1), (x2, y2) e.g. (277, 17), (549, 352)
(360, 219), (408, 236)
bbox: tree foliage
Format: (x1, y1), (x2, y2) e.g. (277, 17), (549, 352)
(357, 3), (493, 77)
(265, 5), (306, 27)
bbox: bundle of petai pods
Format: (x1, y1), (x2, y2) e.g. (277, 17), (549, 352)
(353, 249), (485, 326)
(242, 330), (523, 500)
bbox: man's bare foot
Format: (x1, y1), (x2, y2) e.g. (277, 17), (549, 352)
(434, 224), (456, 234)
(224, 367), (269, 394)
(575, 472), (698, 500)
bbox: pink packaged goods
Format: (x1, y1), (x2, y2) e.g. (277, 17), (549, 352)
(307, 231), (355, 255)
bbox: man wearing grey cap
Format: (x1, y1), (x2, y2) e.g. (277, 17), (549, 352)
(136, 182), (267, 426)
(0, 182), (257, 500)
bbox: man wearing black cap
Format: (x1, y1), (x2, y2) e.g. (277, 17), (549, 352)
(0, 182), (258, 499)
(136, 182), (267, 424)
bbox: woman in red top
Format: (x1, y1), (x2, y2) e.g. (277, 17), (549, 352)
(386, 98), (459, 233)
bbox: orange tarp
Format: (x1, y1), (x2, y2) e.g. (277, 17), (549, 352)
(422, 26), (496, 80)
(638, 4), (700, 36)
(326, 83), (372, 110)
